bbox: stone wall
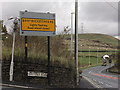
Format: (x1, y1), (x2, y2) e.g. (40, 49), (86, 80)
(2, 57), (76, 88)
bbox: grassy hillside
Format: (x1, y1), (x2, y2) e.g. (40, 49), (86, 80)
(2, 33), (74, 67)
(2, 33), (119, 68)
(63, 33), (119, 67)
(64, 33), (119, 51)
(78, 33), (118, 47)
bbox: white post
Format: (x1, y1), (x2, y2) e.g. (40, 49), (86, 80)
(71, 12), (74, 54)
(80, 45), (82, 67)
(89, 47), (90, 66)
(10, 31), (15, 81)
(97, 48), (98, 64)
(9, 17), (18, 81)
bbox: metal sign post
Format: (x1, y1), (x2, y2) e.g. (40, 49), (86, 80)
(20, 11), (56, 85)
(24, 36), (28, 83)
(20, 11), (56, 36)
(48, 36), (50, 85)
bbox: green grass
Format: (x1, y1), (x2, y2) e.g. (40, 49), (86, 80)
(2, 33), (118, 69)
(78, 50), (116, 71)
(2, 48), (12, 59)
(79, 55), (116, 71)
(80, 63), (102, 71)
(79, 56), (103, 66)
(78, 33), (118, 46)
(79, 51), (115, 57)
(67, 33), (118, 51)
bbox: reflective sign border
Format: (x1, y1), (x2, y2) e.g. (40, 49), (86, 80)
(20, 11), (56, 36)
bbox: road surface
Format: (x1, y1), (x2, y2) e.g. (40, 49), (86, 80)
(82, 64), (119, 89)
(1, 61), (119, 89)
(2, 86), (33, 90)
(1, 85), (46, 90)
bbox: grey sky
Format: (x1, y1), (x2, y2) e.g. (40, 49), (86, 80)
(1, 1), (118, 36)
(79, 2), (118, 35)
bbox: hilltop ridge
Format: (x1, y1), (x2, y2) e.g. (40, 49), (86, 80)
(64, 33), (119, 50)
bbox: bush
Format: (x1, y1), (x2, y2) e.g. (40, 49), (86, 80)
(2, 34), (74, 68)
(115, 52), (120, 69)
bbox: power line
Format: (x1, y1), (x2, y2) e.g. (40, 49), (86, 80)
(104, 0), (118, 12)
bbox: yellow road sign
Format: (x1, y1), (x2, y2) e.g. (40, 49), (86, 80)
(21, 18), (55, 32)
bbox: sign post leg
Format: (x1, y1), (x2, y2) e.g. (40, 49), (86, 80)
(25, 36), (28, 83)
(48, 36), (50, 86)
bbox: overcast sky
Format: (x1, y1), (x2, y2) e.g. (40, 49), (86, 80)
(1, 1), (118, 36)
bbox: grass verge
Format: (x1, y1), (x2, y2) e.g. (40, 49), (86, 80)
(80, 63), (102, 71)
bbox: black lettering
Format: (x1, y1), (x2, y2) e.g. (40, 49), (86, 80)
(34, 27), (42, 30)
(44, 25), (47, 27)
(28, 26), (34, 29)
(30, 24), (37, 26)
(22, 19), (24, 22)
(27, 20), (30, 22)
(43, 28), (49, 30)
(38, 24), (43, 26)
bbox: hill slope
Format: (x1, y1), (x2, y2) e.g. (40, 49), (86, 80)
(64, 33), (119, 50)
(79, 34), (118, 46)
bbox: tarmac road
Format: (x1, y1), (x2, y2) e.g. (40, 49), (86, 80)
(2, 86), (32, 90)
(82, 64), (119, 89)
(1, 85), (45, 90)
(1, 61), (119, 89)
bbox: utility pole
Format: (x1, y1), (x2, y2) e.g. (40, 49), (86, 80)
(75, 0), (79, 86)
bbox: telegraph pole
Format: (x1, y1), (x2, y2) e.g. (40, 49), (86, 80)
(75, 0), (79, 86)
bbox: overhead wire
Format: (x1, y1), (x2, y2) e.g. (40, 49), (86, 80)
(104, 0), (118, 12)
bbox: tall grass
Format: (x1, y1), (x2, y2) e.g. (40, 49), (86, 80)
(114, 53), (120, 69)
(2, 33), (74, 68)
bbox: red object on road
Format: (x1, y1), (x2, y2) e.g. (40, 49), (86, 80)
(91, 73), (118, 80)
